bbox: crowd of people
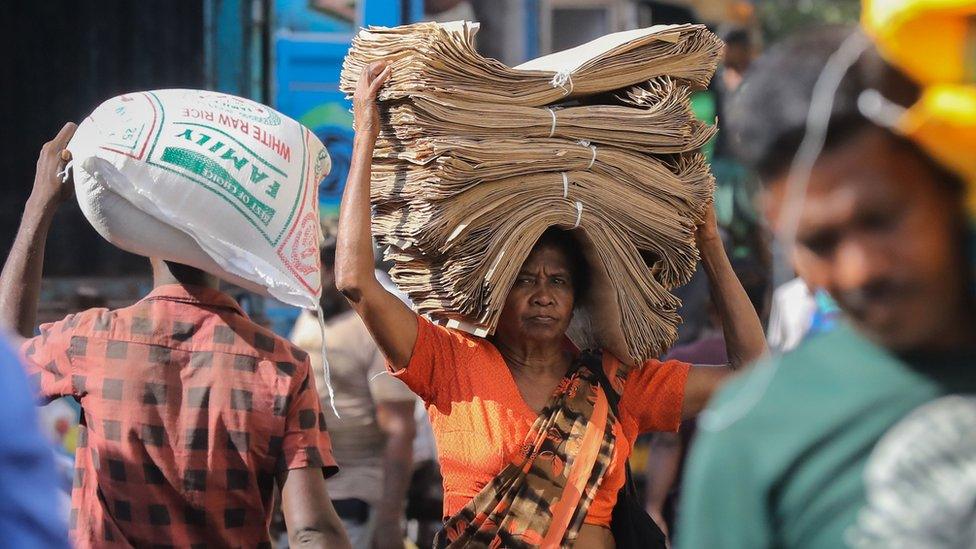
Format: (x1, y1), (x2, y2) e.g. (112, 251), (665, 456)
(1, 5), (974, 549)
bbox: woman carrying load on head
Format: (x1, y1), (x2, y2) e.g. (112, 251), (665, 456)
(335, 63), (767, 549)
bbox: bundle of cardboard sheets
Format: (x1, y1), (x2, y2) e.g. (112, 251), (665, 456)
(340, 21), (722, 363)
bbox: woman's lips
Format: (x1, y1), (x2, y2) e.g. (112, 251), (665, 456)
(527, 315), (557, 323)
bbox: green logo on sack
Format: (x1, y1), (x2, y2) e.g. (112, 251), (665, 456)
(142, 91), (307, 248)
(160, 147), (276, 225)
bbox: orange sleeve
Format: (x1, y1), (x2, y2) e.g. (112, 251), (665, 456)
(388, 315), (476, 406)
(619, 358), (690, 433)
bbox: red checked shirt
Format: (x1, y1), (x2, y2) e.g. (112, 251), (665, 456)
(20, 285), (337, 548)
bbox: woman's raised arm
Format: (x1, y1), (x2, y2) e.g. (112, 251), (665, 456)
(696, 207), (767, 369)
(334, 63), (419, 369)
(680, 206), (768, 418)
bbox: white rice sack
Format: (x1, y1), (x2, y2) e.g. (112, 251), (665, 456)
(68, 89), (331, 309)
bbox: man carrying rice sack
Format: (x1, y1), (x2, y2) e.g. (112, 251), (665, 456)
(0, 112), (351, 546)
(335, 57), (765, 548)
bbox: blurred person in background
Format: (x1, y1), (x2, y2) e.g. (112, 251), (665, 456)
(644, 293), (730, 540)
(404, 398), (444, 548)
(291, 243), (418, 549)
(717, 26), (754, 96)
(0, 123), (350, 548)
(710, 25), (772, 332)
(679, 17), (976, 548)
(0, 334), (69, 548)
(681, 24), (768, 344)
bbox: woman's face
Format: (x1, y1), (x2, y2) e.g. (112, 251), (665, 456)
(495, 245), (576, 344)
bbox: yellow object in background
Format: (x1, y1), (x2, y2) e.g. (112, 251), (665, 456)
(862, 0), (975, 85)
(901, 84), (976, 211)
(861, 0), (976, 212)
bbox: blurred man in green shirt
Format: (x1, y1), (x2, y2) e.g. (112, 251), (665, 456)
(678, 26), (976, 549)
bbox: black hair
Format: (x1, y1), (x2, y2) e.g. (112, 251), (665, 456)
(720, 27), (751, 49)
(726, 25), (924, 182)
(163, 261), (214, 286)
(532, 227), (592, 302)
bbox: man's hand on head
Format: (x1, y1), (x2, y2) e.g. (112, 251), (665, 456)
(29, 122), (77, 213)
(0, 122), (78, 338)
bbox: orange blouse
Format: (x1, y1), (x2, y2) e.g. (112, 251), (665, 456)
(390, 316), (690, 526)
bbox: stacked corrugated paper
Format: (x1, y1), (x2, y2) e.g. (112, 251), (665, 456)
(340, 21), (722, 363)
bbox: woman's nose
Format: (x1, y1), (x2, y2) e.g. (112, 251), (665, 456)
(532, 288), (555, 306)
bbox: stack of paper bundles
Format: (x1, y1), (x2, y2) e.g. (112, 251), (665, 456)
(341, 21), (722, 364)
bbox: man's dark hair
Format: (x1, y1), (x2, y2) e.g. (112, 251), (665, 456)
(533, 227), (592, 302)
(165, 261), (214, 286)
(726, 26), (923, 182)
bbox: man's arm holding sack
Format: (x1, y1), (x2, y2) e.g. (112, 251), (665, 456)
(0, 123), (77, 339)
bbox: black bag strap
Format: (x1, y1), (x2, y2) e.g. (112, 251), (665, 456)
(578, 350), (640, 498)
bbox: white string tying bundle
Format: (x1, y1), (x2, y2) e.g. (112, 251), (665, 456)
(576, 140), (597, 169)
(315, 306), (341, 418)
(57, 159), (74, 183)
(576, 139), (596, 170)
(547, 108), (558, 138)
(557, 172), (582, 228)
(551, 70), (574, 96)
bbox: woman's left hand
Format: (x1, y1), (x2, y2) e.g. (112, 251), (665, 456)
(352, 61), (392, 139)
(695, 204), (721, 248)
